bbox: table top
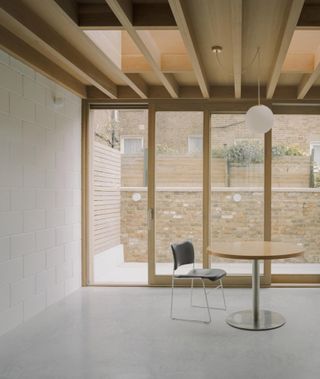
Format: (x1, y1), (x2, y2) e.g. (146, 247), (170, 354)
(208, 241), (304, 260)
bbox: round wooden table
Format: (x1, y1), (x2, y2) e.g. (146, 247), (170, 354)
(208, 241), (304, 331)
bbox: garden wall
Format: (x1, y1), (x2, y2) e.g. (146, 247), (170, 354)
(93, 142), (121, 254)
(121, 155), (311, 188)
(120, 189), (320, 264)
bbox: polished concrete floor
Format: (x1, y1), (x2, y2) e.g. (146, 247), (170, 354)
(0, 287), (319, 379)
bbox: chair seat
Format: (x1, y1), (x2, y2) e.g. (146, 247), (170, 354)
(175, 268), (226, 281)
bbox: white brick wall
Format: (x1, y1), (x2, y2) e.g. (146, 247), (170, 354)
(0, 50), (82, 337)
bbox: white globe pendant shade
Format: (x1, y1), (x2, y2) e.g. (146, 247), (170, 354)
(246, 104), (274, 134)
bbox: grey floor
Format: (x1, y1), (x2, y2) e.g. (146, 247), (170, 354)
(0, 287), (319, 379)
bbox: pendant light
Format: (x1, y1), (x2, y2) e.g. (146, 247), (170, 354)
(246, 48), (274, 134)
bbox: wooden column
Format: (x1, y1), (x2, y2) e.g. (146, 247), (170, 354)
(203, 109), (211, 268)
(264, 129), (272, 285)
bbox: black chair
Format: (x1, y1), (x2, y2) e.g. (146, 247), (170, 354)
(170, 240), (227, 324)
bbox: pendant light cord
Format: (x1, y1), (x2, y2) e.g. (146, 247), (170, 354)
(213, 47), (260, 77)
(213, 45), (262, 105)
(257, 47), (261, 105)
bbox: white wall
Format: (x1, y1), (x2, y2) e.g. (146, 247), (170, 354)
(0, 49), (82, 336)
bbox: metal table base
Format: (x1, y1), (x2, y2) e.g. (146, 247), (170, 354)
(226, 260), (286, 331)
(226, 309), (285, 331)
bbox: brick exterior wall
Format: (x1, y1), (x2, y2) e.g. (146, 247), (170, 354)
(92, 110), (320, 155)
(120, 189), (320, 264)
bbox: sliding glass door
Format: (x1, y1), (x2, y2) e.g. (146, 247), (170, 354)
(88, 107), (149, 284)
(271, 114), (320, 282)
(86, 103), (319, 286)
(210, 113), (265, 277)
(154, 111), (203, 276)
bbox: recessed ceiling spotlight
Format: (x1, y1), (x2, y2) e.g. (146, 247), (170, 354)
(211, 45), (223, 53)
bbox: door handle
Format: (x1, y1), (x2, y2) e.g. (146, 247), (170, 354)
(147, 208), (154, 230)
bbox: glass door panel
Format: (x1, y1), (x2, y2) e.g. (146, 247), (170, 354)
(211, 114), (264, 275)
(155, 111), (203, 275)
(271, 115), (320, 276)
(89, 108), (148, 284)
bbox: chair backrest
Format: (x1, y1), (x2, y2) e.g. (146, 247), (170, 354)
(171, 240), (195, 270)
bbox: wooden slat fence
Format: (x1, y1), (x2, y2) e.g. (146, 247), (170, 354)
(93, 142), (121, 254)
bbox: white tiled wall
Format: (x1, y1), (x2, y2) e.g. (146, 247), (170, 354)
(0, 50), (82, 337)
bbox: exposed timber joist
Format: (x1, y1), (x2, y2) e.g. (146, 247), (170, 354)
(0, 26), (86, 98)
(126, 73), (149, 98)
(230, 0), (242, 99)
(266, 0), (305, 99)
(87, 85), (320, 101)
(298, 46), (320, 99)
(1, 0), (149, 99)
(0, 0), (117, 98)
(106, 0), (179, 98)
(168, 0), (209, 98)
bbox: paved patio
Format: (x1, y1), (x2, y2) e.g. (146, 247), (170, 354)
(93, 261), (320, 284)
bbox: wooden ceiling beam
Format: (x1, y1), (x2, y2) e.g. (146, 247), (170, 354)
(25, 0), (148, 99)
(266, 0), (305, 99)
(106, 0), (179, 98)
(87, 85), (320, 101)
(161, 54), (193, 72)
(0, 0), (117, 99)
(298, 46), (320, 98)
(125, 73), (149, 98)
(168, 0), (209, 98)
(230, 0), (242, 99)
(0, 26), (86, 98)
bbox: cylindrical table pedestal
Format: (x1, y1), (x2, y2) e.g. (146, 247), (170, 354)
(226, 260), (286, 331)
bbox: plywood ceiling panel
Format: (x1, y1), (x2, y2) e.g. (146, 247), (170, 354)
(242, 0), (291, 85)
(139, 71), (162, 85)
(278, 73), (303, 86)
(173, 72), (198, 86)
(148, 30), (187, 54)
(288, 30), (320, 54)
(183, 0), (291, 86)
(121, 29), (191, 73)
(84, 30), (122, 68)
(184, 0), (233, 85)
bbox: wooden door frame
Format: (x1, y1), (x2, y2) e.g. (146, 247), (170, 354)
(82, 98), (320, 287)
(149, 104), (263, 287)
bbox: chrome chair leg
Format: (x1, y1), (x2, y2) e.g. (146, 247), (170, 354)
(220, 279), (227, 310)
(191, 279), (227, 311)
(170, 273), (175, 320)
(190, 278), (194, 306)
(201, 279), (211, 324)
(171, 276), (211, 324)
